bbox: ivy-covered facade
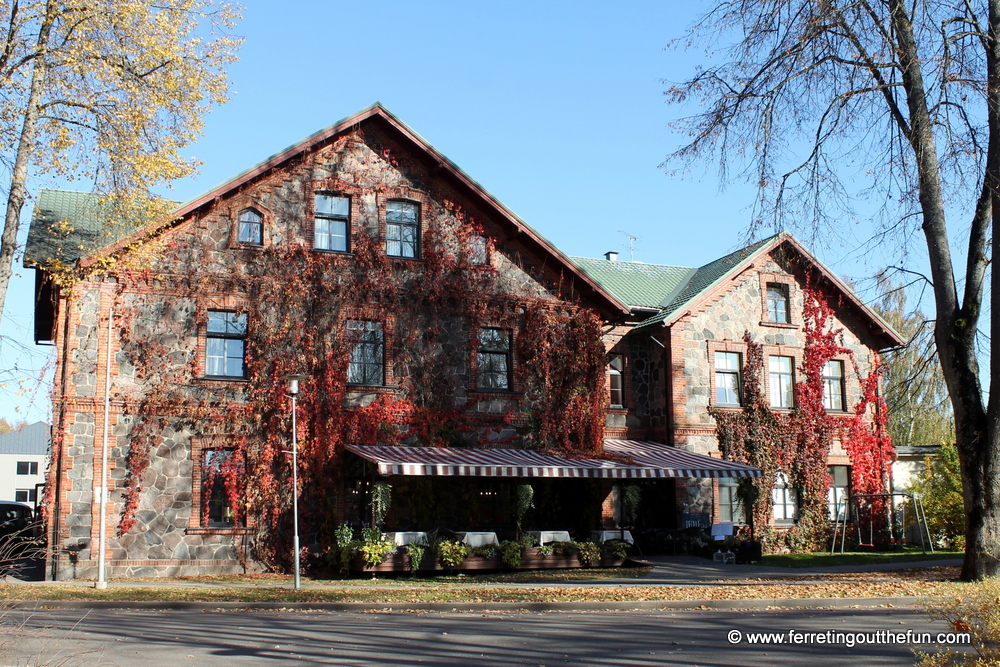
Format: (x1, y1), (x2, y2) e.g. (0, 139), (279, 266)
(27, 105), (903, 580)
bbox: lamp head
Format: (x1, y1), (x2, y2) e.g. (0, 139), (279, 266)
(282, 373), (309, 395)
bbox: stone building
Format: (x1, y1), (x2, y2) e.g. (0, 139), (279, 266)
(26, 104), (899, 579)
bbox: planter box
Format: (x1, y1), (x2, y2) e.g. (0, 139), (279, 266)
(349, 551), (627, 573)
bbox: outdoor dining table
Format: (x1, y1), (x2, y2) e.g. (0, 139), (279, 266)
(590, 529), (634, 544)
(527, 530), (571, 545)
(455, 531), (499, 547)
(384, 531), (428, 546)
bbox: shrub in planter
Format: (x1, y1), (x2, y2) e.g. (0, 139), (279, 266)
(500, 540), (524, 568)
(359, 539), (395, 568)
(406, 543), (426, 572)
(472, 544), (498, 558)
(577, 541), (601, 567)
(436, 540), (471, 568)
(602, 539), (631, 560)
(549, 541), (579, 557)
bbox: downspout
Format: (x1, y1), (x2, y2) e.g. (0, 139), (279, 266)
(50, 285), (72, 581)
(95, 297), (113, 589)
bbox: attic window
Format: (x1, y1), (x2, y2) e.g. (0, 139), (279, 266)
(315, 194), (350, 252)
(237, 209), (263, 245)
(386, 200), (419, 258)
(766, 283), (790, 323)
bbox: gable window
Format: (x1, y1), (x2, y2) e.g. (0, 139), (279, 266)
(714, 351), (742, 406)
(314, 194), (350, 252)
(719, 478), (746, 524)
(467, 235), (488, 265)
(206, 310), (247, 378)
(766, 283), (790, 323)
(477, 328), (511, 390)
(823, 360), (846, 411)
(202, 449), (240, 527)
(237, 208), (263, 245)
(16, 461), (38, 475)
(347, 320), (384, 386)
(772, 473), (798, 523)
(386, 200), (419, 258)
(769, 355), (795, 408)
(608, 354), (624, 408)
(828, 465), (850, 520)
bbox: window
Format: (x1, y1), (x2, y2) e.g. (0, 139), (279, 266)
(347, 320), (384, 385)
(386, 200), (419, 258)
(608, 354), (625, 408)
(823, 360), (846, 411)
(477, 328), (511, 390)
(237, 208), (263, 245)
(714, 352), (742, 405)
(16, 461), (38, 475)
(769, 355), (795, 408)
(828, 465), (850, 520)
(766, 283), (790, 323)
(467, 235), (488, 265)
(718, 478), (746, 524)
(206, 310), (247, 378)
(14, 489), (36, 503)
(202, 449), (239, 527)
(314, 194), (350, 252)
(772, 473), (798, 523)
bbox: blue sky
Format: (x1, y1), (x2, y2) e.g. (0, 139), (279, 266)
(0, 0), (904, 424)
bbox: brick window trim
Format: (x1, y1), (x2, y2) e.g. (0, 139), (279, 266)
(342, 308), (397, 389)
(188, 436), (255, 533)
(707, 340), (746, 408)
(223, 199), (272, 249)
(469, 324), (522, 395)
(759, 272), (799, 328)
(195, 298), (251, 381)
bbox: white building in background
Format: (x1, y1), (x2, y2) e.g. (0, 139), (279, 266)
(0, 422), (49, 505)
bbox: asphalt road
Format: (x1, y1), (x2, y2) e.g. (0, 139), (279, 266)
(0, 606), (963, 666)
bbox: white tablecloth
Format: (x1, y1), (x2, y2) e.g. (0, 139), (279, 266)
(384, 532), (428, 546)
(456, 531), (499, 547)
(590, 530), (634, 544)
(528, 530), (572, 545)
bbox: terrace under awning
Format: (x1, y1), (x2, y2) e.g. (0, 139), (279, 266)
(344, 440), (761, 479)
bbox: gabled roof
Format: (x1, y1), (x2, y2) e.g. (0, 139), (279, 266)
(0, 422), (49, 455)
(575, 233), (904, 349)
(26, 103), (628, 317)
(570, 257), (695, 311)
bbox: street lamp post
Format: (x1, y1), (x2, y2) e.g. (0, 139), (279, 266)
(283, 374), (308, 590)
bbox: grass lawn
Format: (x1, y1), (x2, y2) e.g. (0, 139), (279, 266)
(761, 550), (962, 568)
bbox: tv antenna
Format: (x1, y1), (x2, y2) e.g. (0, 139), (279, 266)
(618, 230), (639, 262)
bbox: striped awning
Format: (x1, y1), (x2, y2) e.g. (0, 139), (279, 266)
(344, 440), (761, 479)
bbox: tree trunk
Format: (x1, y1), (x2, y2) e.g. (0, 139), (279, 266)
(0, 0), (53, 322)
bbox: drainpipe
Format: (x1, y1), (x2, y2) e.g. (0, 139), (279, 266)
(95, 299), (113, 589)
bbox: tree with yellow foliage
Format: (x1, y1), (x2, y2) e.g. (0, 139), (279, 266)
(0, 0), (242, 319)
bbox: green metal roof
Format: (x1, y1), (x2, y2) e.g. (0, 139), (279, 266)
(570, 257), (695, 310)
(573, 235), (782, 331)
(25, 189), (182, 268)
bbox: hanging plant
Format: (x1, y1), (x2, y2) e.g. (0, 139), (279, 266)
(514, 483), (534, 537)
(371, 481), (392, 528)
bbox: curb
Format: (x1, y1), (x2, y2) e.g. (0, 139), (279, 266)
(0, 596), (933, 612)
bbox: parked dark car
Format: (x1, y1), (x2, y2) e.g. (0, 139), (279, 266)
(0, 501), (40, 557)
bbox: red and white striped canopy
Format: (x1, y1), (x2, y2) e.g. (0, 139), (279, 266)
(345, 440), (761, 479)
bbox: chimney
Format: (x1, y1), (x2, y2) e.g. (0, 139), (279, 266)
(604, 251), (618, 262)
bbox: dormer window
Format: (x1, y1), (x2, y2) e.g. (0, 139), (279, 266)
(238, 209), (263, 245)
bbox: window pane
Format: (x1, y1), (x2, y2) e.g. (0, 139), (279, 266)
(329, 220), (348, 252)
(208, 311), (246, 336)
(314, 219), (331, 249)
(769, 355), (794, 408)
(387, 200), (418, 223)
(316, 195), (349, 217)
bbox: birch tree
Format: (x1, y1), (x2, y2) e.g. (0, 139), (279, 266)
(0, 0), (241, 319)
(667, 0), (1000, 579)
